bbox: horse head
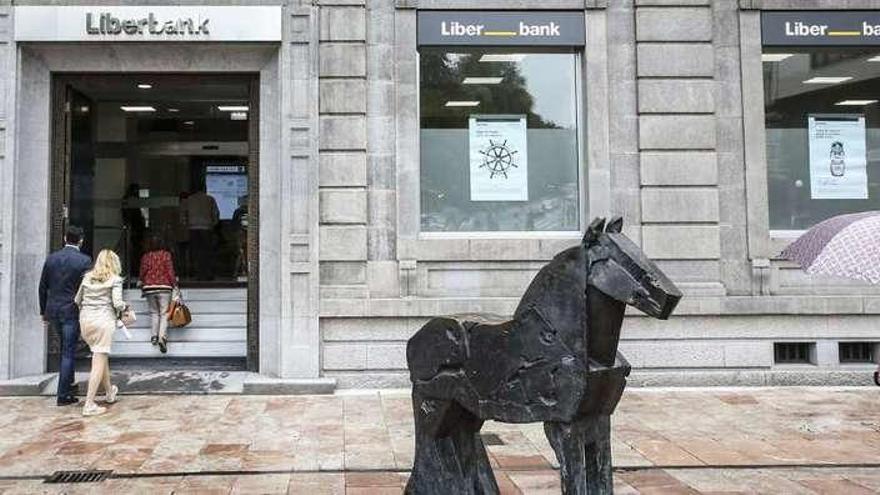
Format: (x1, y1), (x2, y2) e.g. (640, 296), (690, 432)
(583, 216), (681, 320)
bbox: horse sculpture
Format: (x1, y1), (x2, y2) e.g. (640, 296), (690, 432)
(405, 217), (682, 495)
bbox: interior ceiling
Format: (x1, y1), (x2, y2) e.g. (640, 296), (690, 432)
(68, 74), (250, 103)
(67, 74), (251, 119)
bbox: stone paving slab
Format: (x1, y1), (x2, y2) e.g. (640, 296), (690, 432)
(2, 467), (880, 494)
(0, 387), (877, 493)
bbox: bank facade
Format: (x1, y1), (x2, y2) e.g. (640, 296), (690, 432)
(1, 0), (879, 391)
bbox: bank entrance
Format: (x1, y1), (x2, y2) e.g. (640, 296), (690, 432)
(49, 73), (259, 371)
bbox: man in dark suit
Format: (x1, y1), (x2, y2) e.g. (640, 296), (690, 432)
(39, 226), (92, 406)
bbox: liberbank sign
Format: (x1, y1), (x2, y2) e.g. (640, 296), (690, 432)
(418, 11), (585, 46)
(763, 11), (880, 45)
(14, 6), (282, 42)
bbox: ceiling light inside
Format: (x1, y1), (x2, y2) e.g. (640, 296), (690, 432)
(120, 106), (156, 112)
(803, 76), (852, 84)
(868, 55), (880, 62)
(463, 77), (504, 85)
(230, 112), (248, 121)
(479, 54), (527, 63)
(183, 120), (195, 126)
(835, 99), (878, 106)
(761, 53), (794, 62)
(137, 84), (152, 89)
(167, 108), (180, 113)
(445, 101), (480, 107)
(218, 105), (249, 112)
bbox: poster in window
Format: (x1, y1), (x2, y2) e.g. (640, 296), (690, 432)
(469, 115), (528, 201)
(808, 114), (868, 200)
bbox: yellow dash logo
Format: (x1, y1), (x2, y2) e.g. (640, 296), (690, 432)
(828, 31), (861, 36)
(484, 31), (517, 37)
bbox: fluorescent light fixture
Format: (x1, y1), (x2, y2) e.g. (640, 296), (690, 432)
(230, 112), (248, 121)
(218, 105), (249, 112)
(463, 77), (504, 85)
(137, 83), (152, 89)
(120, 106), (156, 112)
(444, 101), (480, 107)
(835, 99), (878, 106)
(868, 55), (880, 62)
(479, 54), (527, 63)
(803, 76), (852, 84)
(183, 120), (195, 126)
(761, 53), (794, 62)
(167, 108), (180, 113)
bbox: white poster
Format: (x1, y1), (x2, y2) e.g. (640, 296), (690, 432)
(808, 114), (868, 199)
(469, 115), (528, 201)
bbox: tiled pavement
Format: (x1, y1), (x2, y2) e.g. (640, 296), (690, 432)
(0, 387), (878, 493)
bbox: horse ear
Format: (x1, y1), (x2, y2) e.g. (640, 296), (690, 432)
(605, 216), (623, 233)
(584, 217), (605, 245)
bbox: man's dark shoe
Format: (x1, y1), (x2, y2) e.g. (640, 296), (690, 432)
(159, 337), (168, 354)
(57, 397), (79, 406)
(151, 335), (159, 346)
(874, 371), (879, 386)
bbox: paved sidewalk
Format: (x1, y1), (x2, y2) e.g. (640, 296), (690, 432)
(0, 387), (878, 493)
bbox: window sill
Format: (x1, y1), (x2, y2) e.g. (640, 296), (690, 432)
(418, 231), (582, 240)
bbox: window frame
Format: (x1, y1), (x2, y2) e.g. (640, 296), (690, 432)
(416, 47), (586, 237)
(741, 4), (880, 295)
(395, 6), (611, 262)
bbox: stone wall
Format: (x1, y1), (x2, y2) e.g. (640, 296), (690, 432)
(317, 0), (880, 388)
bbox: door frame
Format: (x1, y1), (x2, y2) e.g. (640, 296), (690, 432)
(48, 73), (261, 371)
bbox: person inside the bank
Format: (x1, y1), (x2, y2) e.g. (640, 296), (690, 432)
(181, 183), (220, 281)
(75, 249), (127, 417)
(38, 225), (92, 407)
(139, 234), (178, 354)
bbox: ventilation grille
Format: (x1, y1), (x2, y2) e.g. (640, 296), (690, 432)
(774, 342), (813, 364)
(45, 470), (112, 484)
(840, 342), (875, 363)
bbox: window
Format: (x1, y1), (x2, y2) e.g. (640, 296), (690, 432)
(763, 48), (880, 231)
(419, 48), (581, 232)
(773, 342), (814, 364)
(839, 342), (875, 363)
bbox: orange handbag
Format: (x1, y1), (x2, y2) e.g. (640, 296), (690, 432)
(167, 297), (192, 328)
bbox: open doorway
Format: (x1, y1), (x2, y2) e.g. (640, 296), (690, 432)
(49, 73), (259, 371)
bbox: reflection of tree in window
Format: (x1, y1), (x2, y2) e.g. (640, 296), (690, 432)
(419, 48), (581, 232)
(420, 51), (559, 129)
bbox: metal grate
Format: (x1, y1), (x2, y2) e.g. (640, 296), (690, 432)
(840, 342), (875, 363)
(481, 433), (505, 446)
(774, 342), (813, 364)
(45, 470), (112, 484)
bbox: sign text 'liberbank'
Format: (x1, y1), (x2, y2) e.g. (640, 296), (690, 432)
(418, 11), (585, 46)
(86, 12), (209, 36)
(14, 6), (281, 42)
(763, 11), (880, 45)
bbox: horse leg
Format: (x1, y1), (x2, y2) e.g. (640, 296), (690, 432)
(544, 415), (613, 495)
(406, 390), (498, 495)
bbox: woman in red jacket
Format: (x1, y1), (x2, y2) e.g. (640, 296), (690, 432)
(139, 235), (177, 354)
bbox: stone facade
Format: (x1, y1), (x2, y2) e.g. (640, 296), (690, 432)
(1, 0), (879, 390)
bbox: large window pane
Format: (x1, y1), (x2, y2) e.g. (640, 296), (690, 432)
(764, 48), (880, 230)
(420, 48), (581, 232)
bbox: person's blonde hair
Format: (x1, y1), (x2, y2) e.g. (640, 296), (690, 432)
(86, 249), (122, 283)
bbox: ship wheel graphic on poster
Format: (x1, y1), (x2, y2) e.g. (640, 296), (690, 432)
(479, 139), (519, 179)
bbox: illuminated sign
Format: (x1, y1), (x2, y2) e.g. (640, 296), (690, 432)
(14, 6), (282, 42)
(418, 11), (585, 46)
(763, 11), (880, 45)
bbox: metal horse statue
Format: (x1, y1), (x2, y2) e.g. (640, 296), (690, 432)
(405, 217), (682, 495)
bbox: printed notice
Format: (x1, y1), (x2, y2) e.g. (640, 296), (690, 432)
(469, 115), (528, 201)
(808, 114), (868, 199)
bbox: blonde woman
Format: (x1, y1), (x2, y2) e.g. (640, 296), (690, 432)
(74, 249), (127, 416)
